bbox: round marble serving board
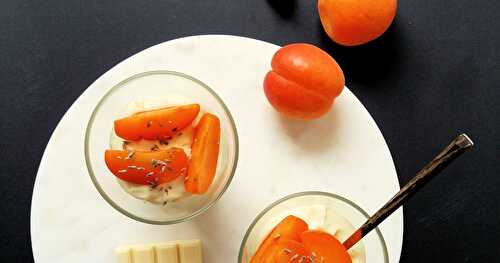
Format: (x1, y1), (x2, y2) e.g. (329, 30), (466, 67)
(30, 35), (403, 263)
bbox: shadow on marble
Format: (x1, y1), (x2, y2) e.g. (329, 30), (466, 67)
(277, 104), (341, 155)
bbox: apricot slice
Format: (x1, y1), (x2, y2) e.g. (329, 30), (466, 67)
(185, 113), (221, 194)
(300, 230), (352, 263)
(104, 148), (188, 185)
(261, 240), (312, 263)
(114, 104), (200, 141)
(250, 216), (309, 263)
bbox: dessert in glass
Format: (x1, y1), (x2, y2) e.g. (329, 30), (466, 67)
(85, 71), (238, 224)
(239, 192), (388, 263)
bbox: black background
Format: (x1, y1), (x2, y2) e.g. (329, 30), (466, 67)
(1, 0), (499, 262)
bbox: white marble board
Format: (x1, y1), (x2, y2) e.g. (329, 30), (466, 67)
(30, 35), (403, 263)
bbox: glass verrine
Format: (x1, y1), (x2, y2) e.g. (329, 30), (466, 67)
(239, 192), (389, 263)
(85, 70), (238, 224)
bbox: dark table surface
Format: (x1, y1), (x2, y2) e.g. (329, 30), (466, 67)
(1, 0), (499, 262)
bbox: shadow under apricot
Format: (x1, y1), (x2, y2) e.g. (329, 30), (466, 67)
(277, 103), (342, 155)
(266, 0), (297, 19)
(316, 20), (405, 87)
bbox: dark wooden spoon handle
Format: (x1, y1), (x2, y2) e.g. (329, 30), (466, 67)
(343, 134), (474, 249)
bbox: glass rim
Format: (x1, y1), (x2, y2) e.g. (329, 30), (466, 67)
(238, 191), (389, 262)
(84, 70), (239, 225)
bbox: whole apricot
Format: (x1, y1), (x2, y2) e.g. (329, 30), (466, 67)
(318, 0), (397, 46)
(263, 43), (344, 119)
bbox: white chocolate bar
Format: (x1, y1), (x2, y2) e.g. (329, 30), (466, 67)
(178, 240), (202, 263)
(156, 243), (179, 263)
(116, 240), (202, 263)
(116, 247), (132, 263)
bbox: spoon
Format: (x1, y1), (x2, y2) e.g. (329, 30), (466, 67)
(343, 133), (474, 249)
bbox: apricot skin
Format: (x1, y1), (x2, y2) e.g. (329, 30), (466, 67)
(318, 0), (398, 46)
(263, 43), (344, 120)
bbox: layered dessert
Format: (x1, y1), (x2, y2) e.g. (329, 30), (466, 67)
(104, 98), (220, 205)
(249, 205), (365, 263)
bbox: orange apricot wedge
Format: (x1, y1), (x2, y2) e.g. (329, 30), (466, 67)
(300, 230), (352, 263)
(185, 113), (221, 194)
(104, 148), (188, 186)
(114, 104), (200, 141)
(261, 240), (312, 263)
(250, 216), (309, 263)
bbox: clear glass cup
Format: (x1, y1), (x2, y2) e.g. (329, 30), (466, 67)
(239, 192), (389, 263)
(85, 70), (239, 224)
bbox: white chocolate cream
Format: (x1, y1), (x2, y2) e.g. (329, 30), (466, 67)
(110, 96), (200, 204)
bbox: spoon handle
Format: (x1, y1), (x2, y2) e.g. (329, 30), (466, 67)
(343, 134), (474, 249)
